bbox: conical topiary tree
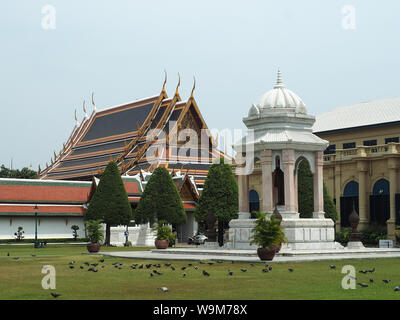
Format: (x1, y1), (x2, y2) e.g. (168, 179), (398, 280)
(297, 159), (338, 222)
(134, 167), (186, 226)
(85, 161), (132, 245)
(195, 158), (238, 245)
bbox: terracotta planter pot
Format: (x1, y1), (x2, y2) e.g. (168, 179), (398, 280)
(87, 242), (101, 253)
(155, 239), (169, 249)
(271, 243), (282, 253)
(257, 247), (276, 261)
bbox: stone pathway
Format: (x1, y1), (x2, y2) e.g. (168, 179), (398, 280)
(100, 247), (400, 263)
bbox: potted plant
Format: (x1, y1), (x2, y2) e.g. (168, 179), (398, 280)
(152, 220), (175, 249)
(249, 212), (287, 261)
(86, 219), (104, 253)
(71, 225), (80, 241)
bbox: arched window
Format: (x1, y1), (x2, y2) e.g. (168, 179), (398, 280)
(340, 181), (359, 227)
(343, 181), (359, 197)
(373, 179), (390, 195)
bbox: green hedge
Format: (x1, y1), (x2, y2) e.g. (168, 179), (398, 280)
(0, 238), (89, 244)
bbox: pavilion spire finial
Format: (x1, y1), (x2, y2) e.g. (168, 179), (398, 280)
(83, 100), (88, 118)
(175, 72), (181, 95)
(74, 109), (79, 126)
(190, 76), (196, 99)
(162, 70), (167, 92)
(274, 68), (284, 88)
(91, 92), (96, 112)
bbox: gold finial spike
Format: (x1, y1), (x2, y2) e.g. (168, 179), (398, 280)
(46, 162), (48, 169)
(38, 165), (41, 174)
(175, 72), (181, 95)
(91, 92), (96, 111)
(54, 151), (57, 160)
(51, 158), (54, 166)
(162, 70), (167, 92)
(63, 143), (66, 151)
(83, 100), (87, 114)
(190, 76), (196, 99)
(74, 109), (77, 122)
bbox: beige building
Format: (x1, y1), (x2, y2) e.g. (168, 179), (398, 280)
(313, 97), (400, 240)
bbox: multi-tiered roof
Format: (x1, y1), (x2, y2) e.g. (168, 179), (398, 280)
(39, 76), (225, 187)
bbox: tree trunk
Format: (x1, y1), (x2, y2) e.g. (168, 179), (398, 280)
(105, 223), (111, 246)
(217, 220), (224, 247)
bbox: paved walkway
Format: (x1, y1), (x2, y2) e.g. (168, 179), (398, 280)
(100, 247), (400, 263)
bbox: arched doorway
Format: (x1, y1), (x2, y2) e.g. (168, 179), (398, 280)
(295, 157), (313, 218)
(370, 178), (390, 225)
(249, 190), (260, 218)
(340, 181), (359, 227)
(273, 156), (284, 206)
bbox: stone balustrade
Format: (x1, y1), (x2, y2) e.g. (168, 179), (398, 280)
(323, 142), (400, 163)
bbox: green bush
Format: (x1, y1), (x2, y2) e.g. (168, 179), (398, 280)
(0, 238), (89, 244)
(360, 223), (387, 245)
(249, 212), (287, 248)
(151, 220), (176, 242)
(86, 219), (104, 244)
(335, 227), (352, 244)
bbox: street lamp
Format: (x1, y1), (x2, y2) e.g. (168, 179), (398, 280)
(34, 205), (39, 248)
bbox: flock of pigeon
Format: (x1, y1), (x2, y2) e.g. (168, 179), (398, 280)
(5, 252), (399, 297)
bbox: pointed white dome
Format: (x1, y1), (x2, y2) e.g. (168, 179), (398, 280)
(254, 69), (306, 114)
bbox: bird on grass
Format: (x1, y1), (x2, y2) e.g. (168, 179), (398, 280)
(194, 266), (199, 270)
(171, 266), (176, 271)
(50, 293), (61, 298)
(181, 267), (186, 271)
(268, 266), (272, 271)
(131, 265), (136, 270)
(146, 264), (152, 269)
(188, 263), (192, 266)
(383, 279), (391, 284)
(240, 269), (247, 273)
(158, 287), (168, 292)
(150, 273), (154, 277)
(69, 261), (75, 265)
(80, 266), (84, 269)
(138, 264), (143, 269)
(207, 262), (214, 266)
(101, 265), (105, 268)
(370, 278), (374, 283)
(99, 259), (104, 263)
(202, 270), (210, 277)
(199, 261), (205, 264)
(250, 264), (254, 267)
(216, 260), (223, 264)
(182, 273), (187, 278)
(13, 257), (19, 260)
(31, 254), (36, 257)
(262, 269), (269, 273)
(329, 265), (336, 270)
(84, 262), (90, 266)
(358, 283), (368, 288)
(369, 268), (375, 273)
(394, 286), (400, 292)
(165, 263), (171, 267)
(112, 262), (118, 266)
(288, 268), (294, 272)
(91, 263), (98, 267)
(359, 270), (368, 274)
(7, 253), (9, 257)
(69, 265), (74, 269)
(228, 270), (233, 276)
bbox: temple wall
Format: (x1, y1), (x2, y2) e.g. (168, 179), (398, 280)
(0, 217), (86, 240)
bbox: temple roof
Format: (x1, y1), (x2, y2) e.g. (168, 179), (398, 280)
(39, 78), (227, 187)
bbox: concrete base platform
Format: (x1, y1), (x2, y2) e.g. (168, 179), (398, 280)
(99, 246), (400, 263)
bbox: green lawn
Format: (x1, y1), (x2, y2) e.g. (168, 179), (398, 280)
(0, 244), (400, 300)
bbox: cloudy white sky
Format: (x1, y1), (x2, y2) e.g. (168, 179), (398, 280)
(1, 0), (399, 170)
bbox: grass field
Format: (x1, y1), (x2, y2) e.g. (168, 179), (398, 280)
(0, 244), (400, 300)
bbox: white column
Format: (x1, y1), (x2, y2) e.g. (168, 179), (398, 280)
(313, 151), (325, 218)
(260, 150), (273, 213)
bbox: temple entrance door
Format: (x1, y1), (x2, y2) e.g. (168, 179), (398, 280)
(370, 179), (390, 226)
(249, 190), (260, 218)
(340, 181), (359, 227)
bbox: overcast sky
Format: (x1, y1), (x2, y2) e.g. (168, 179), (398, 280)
(1, 0), (399, 170)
